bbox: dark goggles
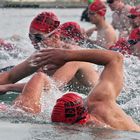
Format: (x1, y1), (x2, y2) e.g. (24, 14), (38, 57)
(29, 33), (44, 43)
(127, 15), (137, 19)
(107, 0), (114, 4)
(29, 27), (59, 44)
(128, 39), (140, 45)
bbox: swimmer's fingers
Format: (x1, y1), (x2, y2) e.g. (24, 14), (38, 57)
(33, 49), (67, 67)
(27, 51), (49, 67)
(31, 55), (52, 67)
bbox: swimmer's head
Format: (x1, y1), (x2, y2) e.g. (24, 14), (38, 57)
(51, 92), (89, 124)
(128, 27), (140, 46)
(128, 6), (140, 18)
(88, 0), (106, 17)
(58, 22), (85, 43)
(109, 38), (132, 55)
(128, 6), (140, 28)
(29, 11), (60, 49)
(107, 0), (124, 11)
(29, 11), (60, 33)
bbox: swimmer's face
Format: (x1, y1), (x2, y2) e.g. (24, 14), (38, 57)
(88, 11), (100, 24)
(108, 0), (121, 11)
(42, 33), (63, 48)
(29, 28), (63, 50)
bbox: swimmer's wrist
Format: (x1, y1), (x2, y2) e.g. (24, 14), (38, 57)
(64, 49), (74, 62)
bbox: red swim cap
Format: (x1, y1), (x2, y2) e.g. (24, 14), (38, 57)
(89, 0), (106, 16)
(129, 5), (140, 17)
(51, 92), (88, 124)
(109, 38), (132, 55)
(30, 11), (60, 33)
(59, 22), (85, 42)
(129, 27), (140, 41)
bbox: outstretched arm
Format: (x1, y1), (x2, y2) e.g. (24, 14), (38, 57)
(0, 53), (40, 85)
(33, 49), (123, 98)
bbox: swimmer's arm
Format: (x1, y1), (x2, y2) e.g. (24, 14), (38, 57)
(52, 62), (99, 89)
(86, 27), (97, 37)
(37, 48), (123, 95)
(0, 59), (39, 84)
(75, 62), (99, 87)
(52, 62), (83, 88)
(104, 29), (117, 49)
(64, 49), (123, 96)
(35, 48), (122, 69)
(0, 83), (26, 94)
(13, 72), (49, 114)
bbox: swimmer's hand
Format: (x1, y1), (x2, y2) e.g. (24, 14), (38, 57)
(27, 51), (42, 67)
(30, 49), (67, 68)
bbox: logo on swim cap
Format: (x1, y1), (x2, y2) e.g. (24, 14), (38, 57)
(89, 0), (106, 16)
(30, 11), (60, 33)
(59, 22), (85, 42)
(51, 92), (88, 124)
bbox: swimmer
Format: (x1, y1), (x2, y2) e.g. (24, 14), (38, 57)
(86, 0), (117, 49)
(108, 6), (140, 56)
(10, 48), (140, 132)
(109, 29), (140, 58)
(127, 5), (140, 29)
(0, 13), (99, 95)
(0, 11), (61, 87)
(107, 0), (132, 38)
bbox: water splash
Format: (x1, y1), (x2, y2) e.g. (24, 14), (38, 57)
(0, 35), (140, 124)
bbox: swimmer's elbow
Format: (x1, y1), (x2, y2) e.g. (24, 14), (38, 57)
(113, 52), (124, 64)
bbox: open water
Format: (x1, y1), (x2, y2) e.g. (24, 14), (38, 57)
(0, 8), (140, 140)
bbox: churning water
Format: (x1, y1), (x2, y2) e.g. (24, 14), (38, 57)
(0, 8), (140, 140)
